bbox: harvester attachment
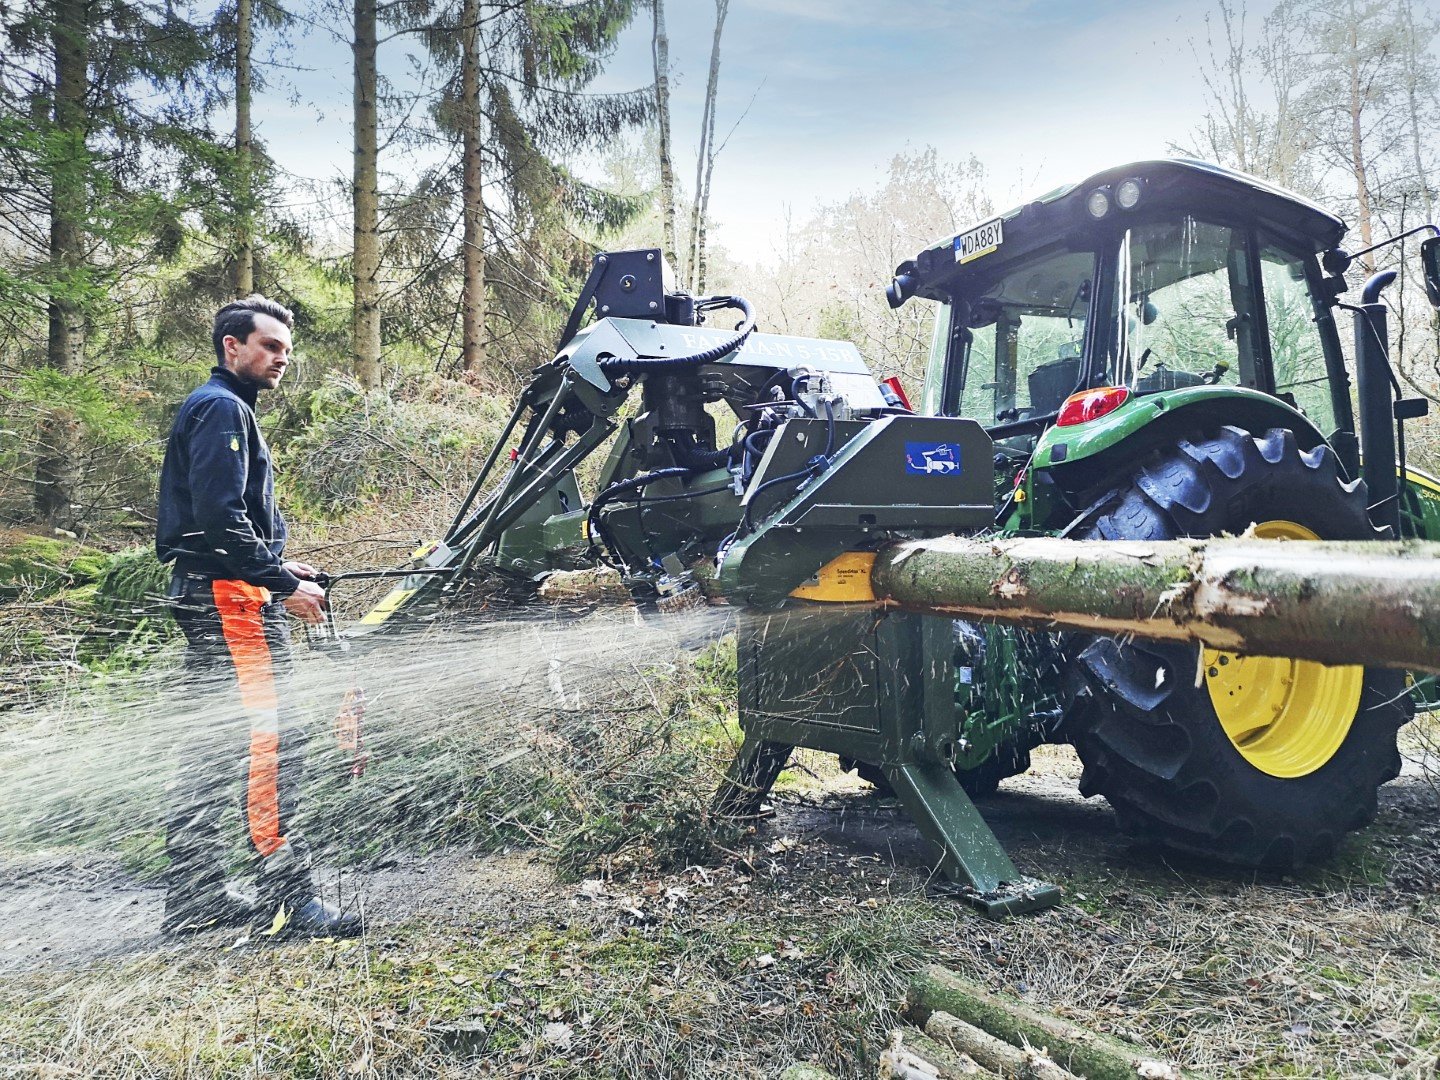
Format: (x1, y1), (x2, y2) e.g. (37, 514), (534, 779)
(716, 608), (1060, 918)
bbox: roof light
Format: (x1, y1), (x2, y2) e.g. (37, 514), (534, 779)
(1056, 386), (1130, 427)
(1086, 188), (1111, 219)
(1116, 177), (1144, 209)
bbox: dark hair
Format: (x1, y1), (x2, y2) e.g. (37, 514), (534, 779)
(212, 296), (294, 363)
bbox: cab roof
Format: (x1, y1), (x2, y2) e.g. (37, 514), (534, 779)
(903, 159), (1348, 303)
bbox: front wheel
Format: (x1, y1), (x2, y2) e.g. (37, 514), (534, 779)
(1071, 427), (1412, 869)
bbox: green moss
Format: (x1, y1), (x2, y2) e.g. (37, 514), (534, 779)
(0, 532), (110, 601)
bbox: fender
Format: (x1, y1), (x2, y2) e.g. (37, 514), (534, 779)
(1032, 386), (1332, 491)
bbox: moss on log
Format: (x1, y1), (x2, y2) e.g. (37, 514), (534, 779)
(906, 965), (1191, 1080)
(872, 537), (1440, 675)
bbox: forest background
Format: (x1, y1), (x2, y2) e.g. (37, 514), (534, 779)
(1, 0), (1439, 562)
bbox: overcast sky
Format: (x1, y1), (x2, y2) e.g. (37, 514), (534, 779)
(256, 0), (1254, 262)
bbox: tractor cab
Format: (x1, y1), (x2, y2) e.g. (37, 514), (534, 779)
(894, 159), (1440, 536)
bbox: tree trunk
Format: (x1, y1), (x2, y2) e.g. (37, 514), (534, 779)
(881, 1030), (996, 1079)
(1401, 2), (1435, 225)
(870, 535), (1440, 676)
(689, 0), (726, 293)
(35, 0), (89, 527)
(234, 0), (254, 297)
(351, 0), (382, 389)
(1399, 0), (1439, 386)
(459, 0), (485, 371)
(1345, 2), (1375, 273)
(651, 0), (678, 271)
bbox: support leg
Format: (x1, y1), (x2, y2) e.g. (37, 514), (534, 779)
(713, 736), (792, 819)
(885, 759), (1061, 918)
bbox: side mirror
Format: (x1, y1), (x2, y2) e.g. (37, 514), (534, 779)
(1421, 236), (1440, 309)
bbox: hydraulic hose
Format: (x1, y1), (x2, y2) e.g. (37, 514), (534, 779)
(586, 467), (693, 569)
(597, 295), (755, 374)
(666, 432), (738, 471)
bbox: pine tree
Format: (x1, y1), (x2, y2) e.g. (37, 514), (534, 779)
(401, 0), (652, 374)
(0, 0), (219, 526)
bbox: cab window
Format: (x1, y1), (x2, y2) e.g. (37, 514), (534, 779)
(1111, 218), (1257, 392)
(1258, 242), (1339, 434)
(960, 247), (1093, 423)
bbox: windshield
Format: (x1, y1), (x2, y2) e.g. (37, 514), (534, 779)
(954, 247), (1094, 423)
(1110, 217), (1254, 393)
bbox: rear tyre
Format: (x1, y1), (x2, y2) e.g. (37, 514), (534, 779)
(1071, 426), (1412, 869)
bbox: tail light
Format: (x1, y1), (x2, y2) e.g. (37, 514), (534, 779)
(1056, 386), (1130, 427)
(881, 376), (913, 411)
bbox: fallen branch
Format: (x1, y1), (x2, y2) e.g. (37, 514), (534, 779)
(873, 537), (1440, 675)
(881, 1029), (996, 1078)
(924, 1010), (1077, 1080)
(906, 965), (1190, 1080)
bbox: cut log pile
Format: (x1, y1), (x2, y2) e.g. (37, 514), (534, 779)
(881, 965), (1190, 1080)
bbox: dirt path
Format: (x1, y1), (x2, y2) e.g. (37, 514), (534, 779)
(4, 748), (1435, 976)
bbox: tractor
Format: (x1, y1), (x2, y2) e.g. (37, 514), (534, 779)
(336, 159), (1440, 914)
(883, 159), (1439, 872)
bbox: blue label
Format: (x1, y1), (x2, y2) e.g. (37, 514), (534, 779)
(905, 441), (962, 476)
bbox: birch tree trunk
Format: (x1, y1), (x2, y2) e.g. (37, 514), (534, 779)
(1401, 1), (1436, 225)
(235, 0), (255, 297)
(651, 0), (678, 271)
(694, 0), (727, 294)
(459, 0), (485, 372)
(352, 0), (382, 389)
(1344, 1), (1376, 273)
(35, 0), (89, 526)
(1399, 0), (1439, 397)
(688, 0), (727, 293)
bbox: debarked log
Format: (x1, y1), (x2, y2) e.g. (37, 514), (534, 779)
(881, 1029), (998, 1078)
(923, 1011), (1077, 1080)
(872, 537), (1440, 675)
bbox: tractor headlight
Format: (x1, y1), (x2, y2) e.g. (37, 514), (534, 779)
(1086, 188), (1111, 219)
(1116, 177), (1145, 210)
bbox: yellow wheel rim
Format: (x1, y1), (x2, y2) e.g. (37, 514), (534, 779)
(1204, 520), (1364, 778)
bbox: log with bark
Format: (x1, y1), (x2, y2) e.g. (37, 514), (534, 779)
(906, 965), (1190, 1080)
(872, 536), (1440, 676)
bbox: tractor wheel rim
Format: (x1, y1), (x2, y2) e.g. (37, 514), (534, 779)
(1204, 519), (1364, 778)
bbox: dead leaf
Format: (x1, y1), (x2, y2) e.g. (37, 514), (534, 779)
(542, 1021), (573, 1051)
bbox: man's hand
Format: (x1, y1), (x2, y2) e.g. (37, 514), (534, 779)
(283, 560), (321, 580)
(283, 579), (327, 624)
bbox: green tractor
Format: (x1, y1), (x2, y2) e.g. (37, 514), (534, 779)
(885, 158), (1439, 868)
(340, 159), (1440, 910)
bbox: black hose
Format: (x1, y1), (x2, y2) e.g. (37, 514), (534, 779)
(737, 399), (837, 533)
(666, 433), (737, 471)
(598, 295), (755, 374)
(586, 467), (692, 569)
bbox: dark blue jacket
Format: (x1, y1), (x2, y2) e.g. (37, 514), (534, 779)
(156, 366), (300, 596)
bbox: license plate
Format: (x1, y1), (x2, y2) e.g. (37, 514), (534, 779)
(954, 217), (1003, 264)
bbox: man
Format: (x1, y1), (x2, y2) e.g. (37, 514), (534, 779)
(156, 296), (360, 938)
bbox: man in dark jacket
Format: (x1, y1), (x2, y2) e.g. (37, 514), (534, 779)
(157, 296), (360, 938)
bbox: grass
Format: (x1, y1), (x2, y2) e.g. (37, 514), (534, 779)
(0, 885), (928, 1077)
(3, 533), (1440, 1076)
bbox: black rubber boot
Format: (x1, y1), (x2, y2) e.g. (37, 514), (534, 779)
(266, 896), (364, 939)
(162, 881), (260, 936)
